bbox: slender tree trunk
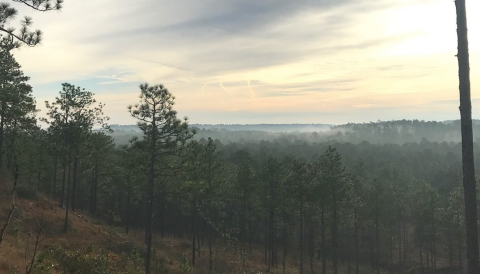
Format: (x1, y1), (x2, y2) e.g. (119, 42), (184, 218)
(63, 157), (72, 233)
(208, 185), (213, 272)
(354, 211), (359, 274)
(403, 219), (407, 263)
(375, 212), (380, 274)
(145, 121), (157, 274)
(197, 219), (201, 259)
(192, 194), (196, 267)
(89, 171), (94, 213)
(459, 221), (464, 270)
(0, 165), (18, 247)
(249, 202), (252, 255)
(209, 221), (213, 271)
(93, 160), (98, 214)
(60, 158), (66, 207)
(432, 207), (437, 269)
(455, 1), (480, 274)
(427, 248), (430, 269)
(300, 195), (304, 274)
(332, 191), (338, 274)
(6, 121), (16, 169)
(125, 186), (130, 235)
(370, 228), (375, 273)
(269, 178), (276, 272)
(264, 212), (268, 265)
(283, 202), (287, 274)
(309, 218), (314, 274)
(389, 225), (393, 271)
(321, 198), (326, 274)
(0, 104), (5, 169)
(420, 244), (423, 267)
(398, 221), (402, 265)
(52, 156), (58, 198)
(449, 226), (454, 267)
(160, 181), (166, 238)
(71, 156), (78, 212)
(242, 186), (246, 266)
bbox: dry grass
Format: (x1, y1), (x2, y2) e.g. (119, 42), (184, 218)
(0, 172), (271, 273)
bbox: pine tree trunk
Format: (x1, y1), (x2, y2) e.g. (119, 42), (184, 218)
(160, 181), (166, 238)
(71, 157), (78, 212)
(264, 212), (268, 265)
(309, 218), (314, 274)
(300, 195), (304, 274)
(249, 202), (252, 255)
(455, 1), (480, 274)
(125, 185), (131, 235)
(332, 190), (338, 274)
(145, 120), (157, 274)
(354, 211), (359, 274)
(52, 156), (57, 198)
(242, 186), (247, 266)
(6, 121), (16, 169)
(192, 194), (196, 267)
(60, 158), (66, 207)
(432, 207), (436, 269)
(63, 157), (71, 233)
(93, 160), (98, 214)
(459, 222), (464, 270)
(322, 198), (326, 274)
(283, 202), (287, 274)
(398, 221), (402, 265)
(403, 219), (407, 263)
(390, 225), (393, 270)
(0, 103), (5, 169)
(449, 226), (453, 267)
(420, 244), (423, 267)
(269, 178), (275, 272)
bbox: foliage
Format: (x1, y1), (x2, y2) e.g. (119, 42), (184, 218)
(0, 0), (63, 49)
(33, 246), (143, 274)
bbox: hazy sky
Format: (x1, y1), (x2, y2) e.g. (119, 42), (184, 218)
(11, 0), (480, 124)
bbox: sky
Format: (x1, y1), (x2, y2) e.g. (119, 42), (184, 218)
(10, 0), (480, 125)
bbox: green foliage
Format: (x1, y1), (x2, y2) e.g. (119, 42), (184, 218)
(0, 0), (63, 49)
(179, 254), (192, 273)
(33, 246), (143, 274)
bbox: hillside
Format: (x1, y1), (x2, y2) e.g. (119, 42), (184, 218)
(0, 172), (267, 274)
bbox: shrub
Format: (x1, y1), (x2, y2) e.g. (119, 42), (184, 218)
(33, 246), (144, 274)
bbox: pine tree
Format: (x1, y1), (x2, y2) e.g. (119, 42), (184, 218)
(0, 49), (34, 168)
(128, 83), (194, 274)
(43, 83), (108, 232)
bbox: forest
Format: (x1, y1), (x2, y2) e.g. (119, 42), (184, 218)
(0, 42), (475, 273)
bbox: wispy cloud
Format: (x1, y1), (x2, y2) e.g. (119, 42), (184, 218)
(10, 0), (480, 124)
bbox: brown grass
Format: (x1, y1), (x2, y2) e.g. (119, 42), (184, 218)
(0, 172), (273, 273)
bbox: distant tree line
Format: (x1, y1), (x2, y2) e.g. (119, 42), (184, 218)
(107, 119), (480, 146)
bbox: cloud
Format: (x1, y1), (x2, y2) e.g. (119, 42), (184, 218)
(9, 0), (480, 124)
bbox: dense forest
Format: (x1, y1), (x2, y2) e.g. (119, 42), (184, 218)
(0, 45), (476, 273)
(110, 120), (480, 145)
